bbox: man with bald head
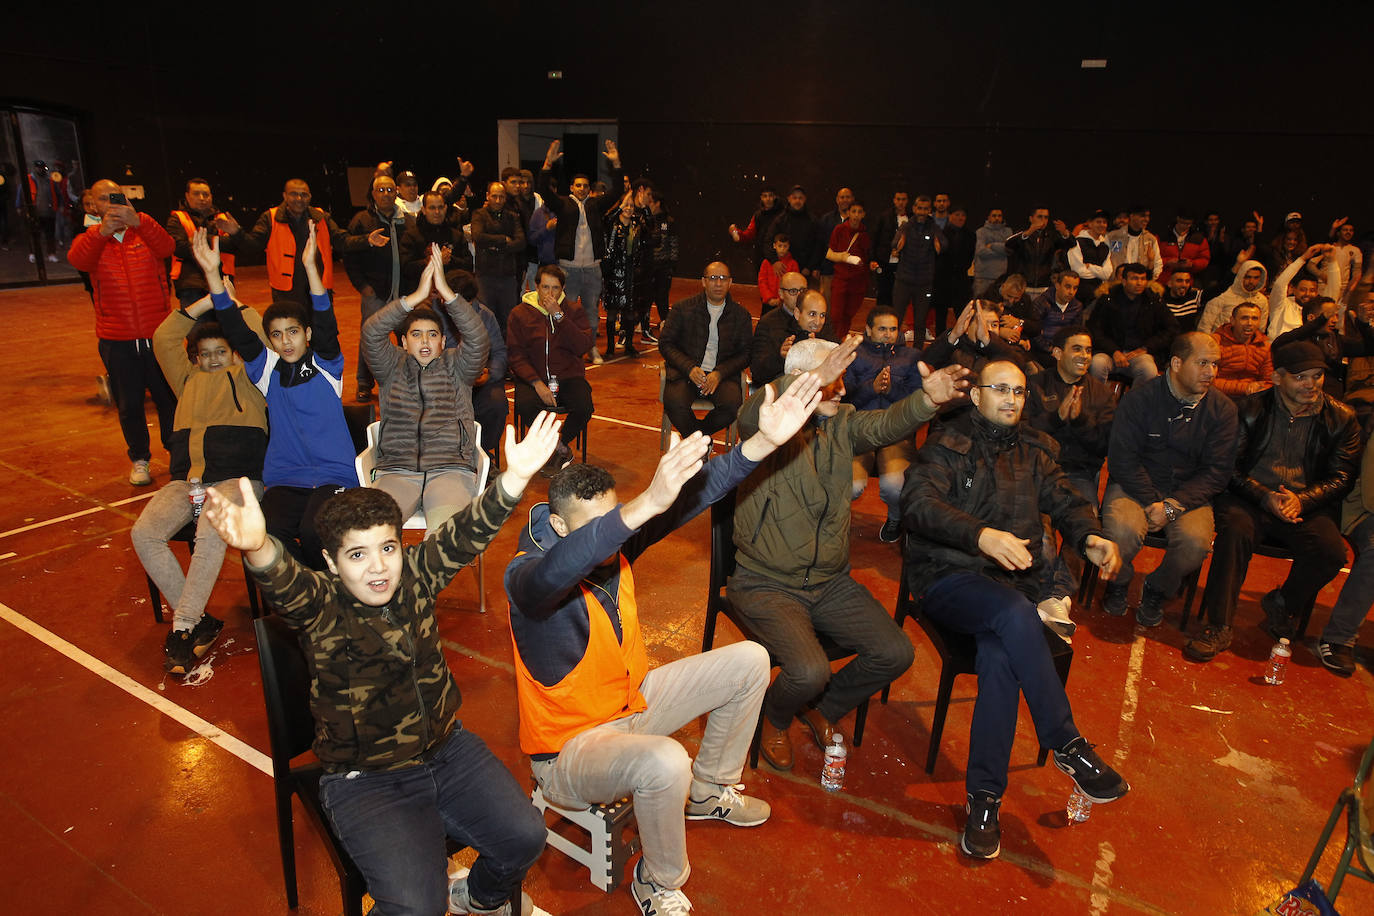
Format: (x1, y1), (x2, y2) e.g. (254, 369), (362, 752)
(233, 178), (347, 306)
(902, 359), (1129, 859)
(345, 173), (415, 401)
(658, 262), (753, 439)
(68, 179), (179, 486)
(749, 285), (838, 385)
(1101, 332), (1239, 626)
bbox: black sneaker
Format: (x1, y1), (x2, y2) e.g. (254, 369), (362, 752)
(1260, 590), (1296, 640)
(538, 442), (574, 479)
(1317, 641), (1356, 677)
(1183, 624), (1232, 662)
(163, 628), (197, 676)
(1103, 582), (1130, 617)
(959, 791), (1001, 859)
(641, 327), (658, 344)
(1053, 737), (1129, 803)
(1136, 583), (1167, 628)
(878, 519), (901, 543)
(189, 613), (224, 659)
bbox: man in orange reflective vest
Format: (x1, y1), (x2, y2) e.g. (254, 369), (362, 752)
(504, 375), (823, 914)
(165, 178), (240, 307)
(234, 178), (346, 306)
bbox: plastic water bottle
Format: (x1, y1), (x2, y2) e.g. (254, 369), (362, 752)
(548, 373), (559, 398)
(1066, 787), (1093, 824)
(820, 733), (847, 792)
(188, 477), (206, 519)
(1265, 638), (1292, 685)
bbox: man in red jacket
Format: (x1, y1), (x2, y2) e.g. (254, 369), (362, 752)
(68, 179), (178, 486)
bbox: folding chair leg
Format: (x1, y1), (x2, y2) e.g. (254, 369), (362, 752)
(853, 698), (869, 747)
(148, 575), (165, 624)
(475, 554), (486, 614)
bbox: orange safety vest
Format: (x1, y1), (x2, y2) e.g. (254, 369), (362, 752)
(512, 555), (649, 756)
(266, 206), (333, 292)
(169, 210), (236, 279)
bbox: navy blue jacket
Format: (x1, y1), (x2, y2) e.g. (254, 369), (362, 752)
(844, 339), (924, 411)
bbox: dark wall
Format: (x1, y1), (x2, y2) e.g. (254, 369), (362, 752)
(7, 2), (1372, 279)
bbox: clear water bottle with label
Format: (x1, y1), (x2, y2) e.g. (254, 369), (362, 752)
(1066, 787), (1093, 823)
(1265, 637), (1292, 685)
(820, 733), (847, 792)
(188, 477), (206, 519)
(548, 373), (559, 398)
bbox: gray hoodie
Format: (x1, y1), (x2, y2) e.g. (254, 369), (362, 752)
(1196, 259), (1270, 335)
(974, 221), (1014, 283)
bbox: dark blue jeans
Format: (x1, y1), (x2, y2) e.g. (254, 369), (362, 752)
(319, 725), (545, 916)
(923, 572), (1079, 797)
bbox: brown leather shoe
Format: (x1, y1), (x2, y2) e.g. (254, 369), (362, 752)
(759, 719), (794, 771)
(797, 707), (835, 751)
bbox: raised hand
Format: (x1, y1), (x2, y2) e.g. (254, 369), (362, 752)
(457, 157), (475, 177)
(430, 244), (453, 300)
(543, 140), (563, 168)
(602, 139), (621, 166)
(403, 259), (435, 309)
(753, 372), (823, 449)
(917, 362), (970, 406)
(815, 333), (862, 385)
(190, 227), (221, 275)
(502, 412), (563, 489)
(950, 302), (976, 341)
(622, 431), (710, 527)
(203, 477), (268, 555)
(779, 334), (796, 359)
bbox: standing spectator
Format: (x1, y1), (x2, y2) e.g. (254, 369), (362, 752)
(344, 175), (414, 403)
(659, 262), (752, 439)
(538, 139), (626, 365)
(757, 233), (798, 314)
(1087, 263), (1179, 384)
(891, 195), (944, 342)
(973, 207), (1012, 298)
(1197, 259), (1270, 334)
(871, 191), (912, 305)
(1199, 211), (1230, 294)
(1068, 209), (1113, 298)
(1161, 268), (1203, 333)
(232, 179), (347, 306)
(1316, 423), (1374, 677)
(645, 190), (678, 340)
(931, 193), (952, 232)
(816, 187), (855, 302)
(507, 265), (595, 475)
(1101, 333), (1239, 625)
(394, 170), (423, 216)
(165, 178), (239, 307)
(728, 184), (784, 276)
(399, 190), (474, 294)
(1221, 213), (1272, 284)
(67, 179), (178, 486)
(934, 206), (976, 337)
(1005, 207), (1072, 295)
(600, 194), (652, 357)
(1106, 206), (1163, 280)
(1185, 342), (1360, 661)
(1270, 212), (1308, 274)
(825, 200), (872, 334)
(766, 186), (821, 283)
(1158, 212), (1211, 285)
(1211, 303), (1273, 399)
(470, 181), (526, 335)
(1329, 218), (1363, 302)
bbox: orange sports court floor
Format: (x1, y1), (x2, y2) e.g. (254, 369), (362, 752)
(2, 267), (1371, 915)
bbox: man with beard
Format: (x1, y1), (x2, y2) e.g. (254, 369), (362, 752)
(234, 178), (347, 306)
(166, 178), (240, 307)
(345, 174), (415, 402)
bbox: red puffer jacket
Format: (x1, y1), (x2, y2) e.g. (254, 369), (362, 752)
(68, 216), (176, 340)
(1158, 230), (1211, 284)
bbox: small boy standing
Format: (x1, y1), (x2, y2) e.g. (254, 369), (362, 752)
(757, 233), (800, 313)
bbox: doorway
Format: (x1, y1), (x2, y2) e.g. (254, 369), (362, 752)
(1, 107), (87, 287)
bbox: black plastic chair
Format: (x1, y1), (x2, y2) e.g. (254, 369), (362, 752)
(516, 406), (587, 463)
(699, 490), (869, 767)
(147, 519), (262, 623)
(1078, 531), (1203, 630)
(880, 562), (1073, 775)
(1191, 539), (1329, 639)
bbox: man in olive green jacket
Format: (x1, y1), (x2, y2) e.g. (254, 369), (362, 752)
(727, 327), (969, 770)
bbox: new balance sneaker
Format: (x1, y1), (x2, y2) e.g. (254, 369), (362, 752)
(1183, 623), (1232, 662)
(878, 518), (902, 543)
(1317, 641), (1356, 678)
(959, 791), (1001, 859)
(1037, 596), (1076, 643)
(129, 460), (152, 486)
(685, 782), (770, 827)
(448, 871), (533, 915)
(1135, 583), (1167, 628)
(1053, 737), (1129, 803)
(630, 858), (692, 915)
(1260, 589), (1296, 641)
(1102, 582), (1130, 617)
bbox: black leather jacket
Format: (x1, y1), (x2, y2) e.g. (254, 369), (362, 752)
(1230, 388), (1362, 516)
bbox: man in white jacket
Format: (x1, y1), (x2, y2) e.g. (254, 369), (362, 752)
(1268, 243), (1341, 339)
(1196, 259), (1269, 335)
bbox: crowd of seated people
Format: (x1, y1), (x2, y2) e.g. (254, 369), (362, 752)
(67, 155), (1374, 911)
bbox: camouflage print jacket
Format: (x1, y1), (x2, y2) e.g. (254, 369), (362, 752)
(249, 478), (520, 772)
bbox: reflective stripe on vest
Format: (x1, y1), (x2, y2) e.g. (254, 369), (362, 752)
(169, 210), (236, 280)
(511, 554), (649, 756)
(266, 206), (334, 291)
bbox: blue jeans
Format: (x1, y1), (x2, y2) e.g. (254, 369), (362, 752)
(560, 262), (603, 343)
(318, 725), (545, 916)
(922, 572), (1079, 797)
(1320, 513), (1374, 646)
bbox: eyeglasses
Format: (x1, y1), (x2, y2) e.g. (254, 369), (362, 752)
(375, 187), (398, 194)
(977, 383), (1028, 399)
(779, 286), (805, 295)
(704, 275), (732, 282)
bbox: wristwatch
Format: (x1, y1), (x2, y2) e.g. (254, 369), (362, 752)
(1162, 502), (1179, 523)
(551, 311), (563, 321)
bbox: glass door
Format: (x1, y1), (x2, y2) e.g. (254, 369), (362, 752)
(0, 108), (86, 287)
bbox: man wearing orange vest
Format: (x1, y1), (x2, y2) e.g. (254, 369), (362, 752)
(504, 375), (823, 915)
(165, 178), (240, 307)
(234, 178), (346, 306)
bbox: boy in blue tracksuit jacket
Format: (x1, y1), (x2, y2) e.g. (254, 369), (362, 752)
(194, 224), (358, 569)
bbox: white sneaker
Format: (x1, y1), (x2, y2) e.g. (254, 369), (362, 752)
(590, 346), (604, 365)
(47, 253), (59, 262)
(129, 460), (152, 486)
(448, 868), (533, 915)
(630, 859), (692, 915)
(1036, 596), (1076, 643)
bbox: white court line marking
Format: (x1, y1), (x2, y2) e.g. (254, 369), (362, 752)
(0, 492), (154, 540)
(0, 602), (271, 776)
(0, 552), (15, 560)
(1089, 633), (1148, 916)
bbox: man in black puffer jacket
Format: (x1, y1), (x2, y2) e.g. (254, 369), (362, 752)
(399, 190), (474, 293)
(901, 359), (1129, 861)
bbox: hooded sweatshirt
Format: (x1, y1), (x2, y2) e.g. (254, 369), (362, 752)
(1196, 259), (1270, 335)
(973, 221), (1014, 283)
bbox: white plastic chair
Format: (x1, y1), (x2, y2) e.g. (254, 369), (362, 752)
(355, 420), (489, 612)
